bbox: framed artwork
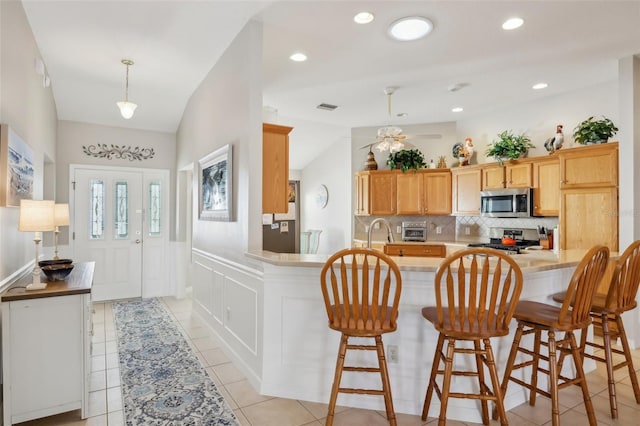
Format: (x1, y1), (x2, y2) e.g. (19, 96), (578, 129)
(0, 124), (35, 207)
(199, 144), (233, 221)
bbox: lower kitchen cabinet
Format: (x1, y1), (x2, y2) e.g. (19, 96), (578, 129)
(2, 262), (94, 425)
(384, 243), (446, 257)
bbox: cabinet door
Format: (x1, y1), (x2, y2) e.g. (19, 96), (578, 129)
(354, 173), (370, 216)
(482, 166), (505, 190)
(370, 172), (396, 215)
(424, 172), (452, 215)
(506, 163), (533, 188)
(533, 159), (560, 216)
(384, 244), (445, 257)
(452, 167), (482, 215)
(560, 142), (618, 188)
(560, 187), (618, 251)
(396, 172), (423, 215)
(263, 123), (293, 213)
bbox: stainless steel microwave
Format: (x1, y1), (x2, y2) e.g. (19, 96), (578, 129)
(480, 188), (533, 218)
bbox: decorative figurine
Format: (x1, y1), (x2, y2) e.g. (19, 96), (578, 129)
(436, 155), (447, 168)
(453, 137), (474, 166)
(363, 145), (378, 170)
(544, 124), (564, 154)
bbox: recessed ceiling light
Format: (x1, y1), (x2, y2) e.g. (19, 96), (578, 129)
(289, 52), (307, 62)
(532, 82), (548, 90)
(388, 16), (433, 41)
(354, 12), (374, 24)
(502, 17), (524, 30)
(452, 107), (464, 113)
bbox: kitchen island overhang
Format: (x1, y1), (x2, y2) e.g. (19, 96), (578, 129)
(193, 248), (621, 423)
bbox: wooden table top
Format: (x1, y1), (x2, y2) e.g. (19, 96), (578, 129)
(1, 261), (95, 302)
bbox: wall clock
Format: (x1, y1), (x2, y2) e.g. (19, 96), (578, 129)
(315, 184), (329, 209)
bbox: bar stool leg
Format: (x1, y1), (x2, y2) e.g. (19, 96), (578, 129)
(375, 335), (397, 426)
(326, 334), (348, 426)
(484, 338), (508, 426)
(473, 340), (490, 425)
(547, 331), (560, 426)
(601, 312), (618, 418)
(529, 328), (542, 406)
(422, 333), (445, 421)
(617, 315), (640, 403)
(494, 322), (524, 421)
(569, 331), (597, 426)
(438, 338), (456, 426)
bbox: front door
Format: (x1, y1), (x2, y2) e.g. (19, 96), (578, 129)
(73, 168), (143, 301)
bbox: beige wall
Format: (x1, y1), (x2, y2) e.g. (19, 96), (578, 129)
(0, 0), (58, 282)
(176, 20), (263, 265)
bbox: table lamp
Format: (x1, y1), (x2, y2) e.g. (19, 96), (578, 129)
(19, 199), (55, 290)
(53, 203), (70, 260)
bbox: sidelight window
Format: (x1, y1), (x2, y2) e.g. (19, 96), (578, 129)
(114, 181), (129, 239)
(89, 180), (105, 239)
(149, 181), (161, 236)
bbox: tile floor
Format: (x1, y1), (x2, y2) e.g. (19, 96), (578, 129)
(16, 296), (640, 425)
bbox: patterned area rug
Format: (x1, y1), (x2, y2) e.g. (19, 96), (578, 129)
(113, 298), (239, 426)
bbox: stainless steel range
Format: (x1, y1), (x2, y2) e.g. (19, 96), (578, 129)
(467, 227), (540, 254)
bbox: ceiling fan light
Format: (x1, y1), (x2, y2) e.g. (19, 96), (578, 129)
(117, 101), (138, 119)
(389, 140), (405, 153)
(376, 140), (390, 153)
(377, 125), (403, 138)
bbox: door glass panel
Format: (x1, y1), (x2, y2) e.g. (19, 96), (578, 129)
(149, 181), (161, 236)
(89, 179), (105, 240)
(114, 181), (129, 239)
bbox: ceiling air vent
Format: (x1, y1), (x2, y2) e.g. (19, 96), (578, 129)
(316, 103), (338, 111)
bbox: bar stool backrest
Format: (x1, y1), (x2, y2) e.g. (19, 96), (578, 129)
(320, 248), (402, 335)
(558, 245), (609, 327)
(433, 248), (523, 338)
(605, 240), (640, 313)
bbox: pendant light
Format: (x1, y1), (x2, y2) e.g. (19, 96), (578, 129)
(116, 59), (137, 119)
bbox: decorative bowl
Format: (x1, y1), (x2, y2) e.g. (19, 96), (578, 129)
(41, 263), (74, 281)
(39, 258), (73, 267)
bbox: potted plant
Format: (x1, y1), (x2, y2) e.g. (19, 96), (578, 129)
(485, 130), (535, 166)
(572, 116), (618, 145)
(387, 148), (426, 173)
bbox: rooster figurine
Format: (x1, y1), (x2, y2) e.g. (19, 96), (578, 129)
(544, 124), (564, 154)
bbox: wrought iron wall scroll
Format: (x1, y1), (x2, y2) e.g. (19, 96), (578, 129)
(82, 144), (155, 161)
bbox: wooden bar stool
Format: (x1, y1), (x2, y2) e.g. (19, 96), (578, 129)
(498, 245), (609, 426)
(421, 248), (523, 426)
(551, 240), (640, 418)
(320, 248), (402, 426)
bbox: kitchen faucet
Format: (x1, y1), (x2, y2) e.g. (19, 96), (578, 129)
(367, 218), (394, 248)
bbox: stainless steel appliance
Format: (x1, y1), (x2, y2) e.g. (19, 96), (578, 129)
(467, 227), (540, 254)
(402, 221), (427, 242)
(480, 187), (533, 218)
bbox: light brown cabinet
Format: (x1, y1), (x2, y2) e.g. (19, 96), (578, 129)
(384, 243), (446, 257)
(423, 171), (452, 215)
(354, 172), (370, 216)
(369, 172), (396, 215)
(532, 157), (560, 216)
(396, 172), (423, 215)
(262, 123), (293, 213)
(559, 142), (618, 188)
(482, 162), (532, 190)
(396, 170), (452, 215)
(451, 166), (482, 216)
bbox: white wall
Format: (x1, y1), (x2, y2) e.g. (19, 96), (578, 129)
(0, 0), (58, 283)
(300, 138), (351, 254)
(176, 20), (263, 265)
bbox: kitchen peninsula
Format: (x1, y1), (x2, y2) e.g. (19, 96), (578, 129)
(193, 247), (614, 424)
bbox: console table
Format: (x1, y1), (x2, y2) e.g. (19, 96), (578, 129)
(1, 262), (94, 425)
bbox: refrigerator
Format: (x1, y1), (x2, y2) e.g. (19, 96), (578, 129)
(263, 180), (299, 253)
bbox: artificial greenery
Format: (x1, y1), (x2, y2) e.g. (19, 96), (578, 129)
(572, 116), (618, 145)
(485, 130), (535, 166)
(387, 148), (426, 173)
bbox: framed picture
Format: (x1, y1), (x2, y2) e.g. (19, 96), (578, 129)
(199, 144), (233, 221)
(0, 124), (35, 207)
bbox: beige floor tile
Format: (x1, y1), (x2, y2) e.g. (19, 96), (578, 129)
(192, 335), (222, 352)
(107, 386), (123, 412)
(213, 362), (245, 384)
(105, 352), (119, 369)
(83, 415), (108, 426)
(298, 400), (349, 420)
(106, 368), (121, 388)
(234, 409), (251, 426)
(91, 342), (105, 356)
(242, 398), (316, 426)
(89, 370), (106, 392)
(106, 410), (124, 426)
(218, 385), (239, 410)
(105, 340), (118, 354)
(185, 326), (211, 339)
(225, 379), (273, 408)
(201, 347), (230, 366)
(87, 389), (107, 417)
(509, 396), (570, 425)
(90, 355), (106, 372)
(324, 407), (394, 426)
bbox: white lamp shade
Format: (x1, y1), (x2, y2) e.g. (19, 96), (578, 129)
(117, 101), (138, 119)
(19, 200), (55, 232)
(54, 203), (70, 227)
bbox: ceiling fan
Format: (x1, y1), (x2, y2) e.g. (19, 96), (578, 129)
(360, 87), (441, 153)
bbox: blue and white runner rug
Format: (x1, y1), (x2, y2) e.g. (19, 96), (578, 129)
(113, 298), (239, 426)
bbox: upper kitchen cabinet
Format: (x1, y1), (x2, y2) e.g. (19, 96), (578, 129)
(354, 172), (370, 216)
(423, 171), (452, 215)
(451, 166), (482, 216)
(559, 142), (618, 188)
(262, 123), (293, 213)
(482, 162), (532, 190)
(395, 170), (452, 216)
(396, 172), (423, 215)
(369, 171), (397, 215)
(532, 157), (560, 216)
